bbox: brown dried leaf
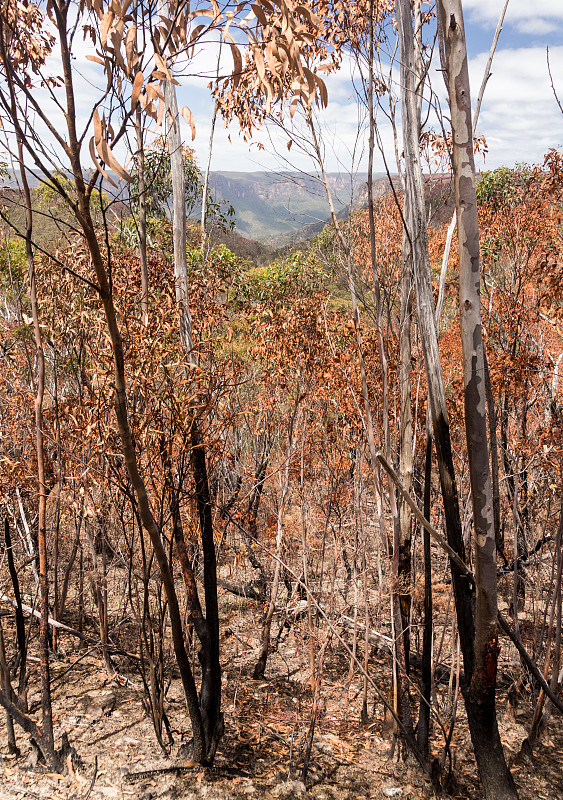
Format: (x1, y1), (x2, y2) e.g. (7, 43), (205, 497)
(295, 4), (321, 27)
(93, 115), (132, 183)
(316, 75), (327, 107)
(146, 81), (164, 102)
(177, 12), (187, 44)
(229, 42), (242, 84)
(125, 25), (137, 72)
(89, 137), (117, 187)
(101, 10), (115, 48)
(251, 3), (268, 26)
(156, 96), (165, 127)
(253, 47), (266, 83)
(154, 52), (172, 82)
(180, 106), (196, 140)
(142, 96), (158, 121)
(91, 0), (104, 21)
(131, 69), (144, 110)
(93, 107), (103, 143)
(190, 23), (205, 43)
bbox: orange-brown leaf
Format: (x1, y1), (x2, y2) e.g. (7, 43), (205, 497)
(180, 106), (196, 140)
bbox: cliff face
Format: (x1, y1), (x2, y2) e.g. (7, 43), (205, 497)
(208, 171), (371, 243)
(352, 175), (403, 210)
(351, 173), (455, 228)
(210, 171), (357, 202)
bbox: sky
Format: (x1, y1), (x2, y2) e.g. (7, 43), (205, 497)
(3, 1), (562, 179)
(173, 0), (563, 175)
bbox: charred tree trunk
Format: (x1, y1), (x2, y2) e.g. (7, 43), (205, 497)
(484, 352), (504, 559)
(397, 2), (517, 796)
(46, 0), (207, 762)
(0, 20), (61, 763)
(190, 429), (223, 760)
(164, 66), (222, 762)
(399, 0), (470, 674)
(161, 441), (223, 759)
(417, 429), (433, 757)
(4, 519), (27, 701)
(436, 1), (518, 796)
(398, 205), (413, 674)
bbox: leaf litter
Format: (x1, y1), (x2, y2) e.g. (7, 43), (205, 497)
(0, 598), (561, 800)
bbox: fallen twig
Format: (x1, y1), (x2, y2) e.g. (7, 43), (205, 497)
(82, 756), (98, 800)
(0, 594), (139, 661)
(122, 765), (198, 782)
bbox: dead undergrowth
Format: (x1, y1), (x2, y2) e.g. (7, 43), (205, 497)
(0, 590), (561, 800)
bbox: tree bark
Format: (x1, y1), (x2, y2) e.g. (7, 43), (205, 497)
(135, 107), (149, 325)
(436, 1), (518, 796)
(395, 0), (474, 677)
(47, 0), (208, 762)
(398, 202), (413, 673)
(163, 59), (222, 761)
(0, 15), (60, 764)
(484, 352), (503, 557)
(417, 429), (433, 757)
(396, 2), (517, 795)
(4, 519), (27, 700)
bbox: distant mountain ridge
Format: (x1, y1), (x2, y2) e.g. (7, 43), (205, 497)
(5, 168), (453, 249)
(208, 171), (374, 244)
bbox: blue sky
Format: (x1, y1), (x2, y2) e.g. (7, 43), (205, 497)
(461, 0), (563, 173)
(173, 0), (563, 175)
(5, 1), (562, 180)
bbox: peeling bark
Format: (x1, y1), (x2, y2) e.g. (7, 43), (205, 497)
(436, 1), (518, 796)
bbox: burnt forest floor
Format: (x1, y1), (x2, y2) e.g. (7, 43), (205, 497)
(0, 594), (561, 800)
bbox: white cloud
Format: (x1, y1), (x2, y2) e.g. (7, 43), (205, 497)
(194, 41), (563, 175)
(463, 0), (563, 34)
(466, 46), (563, 168)
(5, 5), (561, 183)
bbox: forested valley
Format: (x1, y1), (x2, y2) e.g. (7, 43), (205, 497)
(0, 1), (561, 799)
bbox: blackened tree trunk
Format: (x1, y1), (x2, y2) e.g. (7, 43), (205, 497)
(397, 2), (517, 796)
(190, 430), (223, 759)
(163, 65), (223, 762)
(395, 0), (474, 666)
(3, 520), (26, 699)
(484, 353), (504, 558)
(417, 429), (433, 757)
(397, 0), (474, 748)
(0, 18), (59, 765)
(436, 2), (518, 797)
(398, 204), (413, 674)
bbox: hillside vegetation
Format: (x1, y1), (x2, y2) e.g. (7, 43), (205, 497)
(1, 159), (562, 799)
(207, 171), (371, 244)
(0, 2), (562, 800)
